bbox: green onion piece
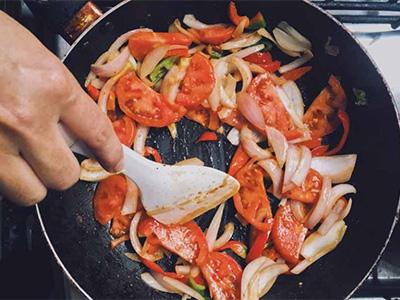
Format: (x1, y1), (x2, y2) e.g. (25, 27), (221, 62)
(248, 12), (267, 31)
(189, 277), (206, 292)
(210, 51), (223, 59)
(256, 39), (273, 52)
(353, 88), (368, 106)
(149, 56), (178, 83)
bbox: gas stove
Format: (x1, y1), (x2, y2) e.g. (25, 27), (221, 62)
(0, 1), (399, 299)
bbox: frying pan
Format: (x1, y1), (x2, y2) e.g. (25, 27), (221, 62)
(28, 0), (400, 298)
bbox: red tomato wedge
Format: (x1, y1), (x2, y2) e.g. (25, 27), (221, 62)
(233, 162), (273, 231)
(176, 53), (215, 109)
(244, 52), (272, 65)
(247, 73), (295, 136)
(228, 145), (250, 176)
(303, 75), (347, 138)
(87, 83), (100, 101)
(228, 1), (249, 27)
(112, 116), (136, 147)
(215, 241), (247, 259)
(128, 32), (192, 60)
(200, 252), (242, 300)
(116, 71), (186, 127)
(219, 108), (247, 129)
(144, 146), (162, 163)
(282, 66), (312, 81)
(272, 204), (307, 264)
(284, 169), (323, 204)
(138, 217), (208, 265)
(196, 131), (218, 143)
(189, 26), (235, 45)
(93, 174), (127, 225)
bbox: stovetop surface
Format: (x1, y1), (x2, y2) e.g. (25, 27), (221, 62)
(0, 1), (399, 299)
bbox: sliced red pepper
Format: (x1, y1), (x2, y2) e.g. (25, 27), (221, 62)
(324, 110), (350, 155)
(216, 241), (247, 259)
(87, 84), (100, 101)
(228, 1), (249, 27)
(247, 229), (270, 263)
(189, 26), (235, 45)
(144, 146), (162, 163)
(259, 61), (281, 73)
(244, 52), (272, 65)
(228, 145), (250, 176)
(141, 257), (185, 280)
(282, 66), (312, 81)
(300, 137), (322, 149)
(263, 247), (279, 261)
(165, 47), (189, 58)
(196, 131), (218, 143)
(311, 145), (329, 156)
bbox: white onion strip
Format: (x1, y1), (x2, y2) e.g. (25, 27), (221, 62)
(318, 198), (346, 235)
(257, 263), (289, 298)
(282, 145), (301, 193)
(141, 272), (174, 293)
(279, 50), (314, 74)
(85, 51), (110, 87)
(275, 86), (305, 130)
(258, 159), (283, 198)
(208, 60), (228, 112)
(213, 222), (234, 249)
(183, 14), (222, 29)
(305, 176), (332, 229)
(311, 155), (357, 184)
(323, 184), (356, 218)
(221, 33), (262, 50)
(290, 200), (307, 223)
(206, 203), (225, 250)
(266, 126), (288, 168)
(237, 92), (265, 132)
(121, 178), (139, 215)
(230, 56), (252, 92)
(129, 211), (143, 255)
(241, 257), (273, 300)
(227, 128), (240, 146)
(79, 159), (111, 182)
(281, 80), (305, 120)
(223, 44), (265, 60)
(91, 47), (130, 78)
(175, 265), (191, 275)
(188, 44), (206, 55)
(273, 27), (306, 53)
(161, 58), (190, 104)
(291, 146), (312, 186)
(134, 125), (149, 155)
(278, 21), (312, 50)
(162, 277), (204, 300)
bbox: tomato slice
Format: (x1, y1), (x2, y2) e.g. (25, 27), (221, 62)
(244, 52), (272, 65)
(219, 108), (247, 129)
(228, 1), (249, 27)
(176, 53), (215, 109)
(272, 204), (307, 264)
(284, 169), (323, 204)
(215, 241), (247, 259)
(128, 32), (192, 60)
(138, 217), (208, 265)
(233, 162), (273, 231)
(247, 73), (295, 136)
(282, 66), (312, 81)
(303, 75), (347, 138)
(259, 61), (281, 73)
(196, 131), (218, 143)
(112, 116), (136, 147)
(93, 174), (127, 225)
(87, 83), (100, 101)
(144, 146), (162, 163)
(228, 145), (250, 176)
(246, 229), (271, 263)
(190, 26), (235, 45)
(166, 47), (189, 58)
(200, 252), (242, 300)
(116, 71), (186, 127)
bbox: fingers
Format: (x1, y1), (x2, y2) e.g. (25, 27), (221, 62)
(18, 125), (81, 191)
(0, 153), (47, 206)
(60, 91), (123, 172)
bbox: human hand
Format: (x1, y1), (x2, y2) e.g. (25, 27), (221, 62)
(0, 12), (123, 206)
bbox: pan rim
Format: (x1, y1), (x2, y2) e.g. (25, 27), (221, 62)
(36, 0), (400, 299)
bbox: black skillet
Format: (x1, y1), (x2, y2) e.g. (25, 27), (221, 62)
(29, 0), (400, 299)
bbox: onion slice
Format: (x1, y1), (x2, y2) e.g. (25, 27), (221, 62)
(257, 263), (289, 298)
(281, 80), (304, 120)
(323, 184), (356, 218)
(277, 21), (312, 50)
(91, 47), (130, 78)
(291, 146), (312, 186)
(301, 220), (347, 260)
(183, 14), (222, 29)
(221, 33), (262, 50)
(213, 222), (234, 249)
(282, 145), (301, 192)
(79, 159), (111, 182)
(279, 50), (314, 74)
(162, 277), (204, 300)
(275, 86), (305, 130)
(258, 159), (283, 198)
(141, 272), (174, 293)
(290, 200), (307, 223)
(241, 257), (274, 300)
(206, 203), (225, 250)
(121, 178), (139, 215)
(311, 155), (357, 184)
(208, 60), (228, 112)
(161, 58), (190, 104)
(237, 92), (265, 133)
(227, 128), (240, 146)
(273, 27), (307, 53)
(230, 56), (252, 92)
(318, 198), (347, 235)
(305, 176), (332, 229)
(266, 126), (288, 168)
(223, 44), (265, 60)
(134, 125), (149, 155)
(129, 211), (143, 255)
(85, 51), (111, 87)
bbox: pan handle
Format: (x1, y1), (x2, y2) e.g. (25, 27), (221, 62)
(24, 0), (103, 44)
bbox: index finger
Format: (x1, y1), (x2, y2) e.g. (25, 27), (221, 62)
(60, 90), (123, 172)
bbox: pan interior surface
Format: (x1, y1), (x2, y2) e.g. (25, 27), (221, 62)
(38, 1), (400, 299)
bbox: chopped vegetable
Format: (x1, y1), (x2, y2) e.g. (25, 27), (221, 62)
(248, 12), (266, 31)
(282, 66), (312, 81)
(149, 56), (179, 83)
(353, 88), (368, 106)
(144, 146), (162, 163)
(216, 240), (247, 259)
(141, 258), (185, 280)
(87, 83), (100, 101)
(247, 230), (270, 262)
(228, 1), (249, 27)
(196, 131), (218, 143)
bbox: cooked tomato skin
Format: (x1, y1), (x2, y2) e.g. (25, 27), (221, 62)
(272, 204), (307, 264)
(189, 26), (235, 45)
(128, 32), (192, 60)
(112, 116), (136, 147)
(284, 169), (323, 203)
(93, 174), (127, 225)
(176, 53), (215, 109)
(116, 71), (186, 127)
(200, 251), (242, 300)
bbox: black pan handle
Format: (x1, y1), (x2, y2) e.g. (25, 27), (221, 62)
(24, 0), (103, 44)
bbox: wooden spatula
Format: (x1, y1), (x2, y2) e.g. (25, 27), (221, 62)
(70, 140), (240, 225)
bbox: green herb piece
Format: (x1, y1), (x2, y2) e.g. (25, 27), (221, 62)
(353, 88), (368, 106)
(210, 50), (223, 59)
(149, 56), (178, 83)
(248, 12), (267, 31)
